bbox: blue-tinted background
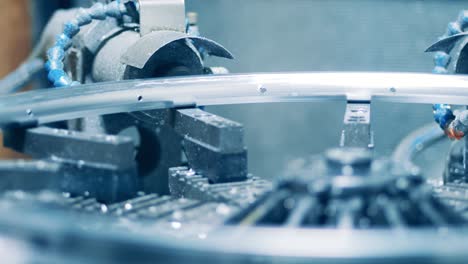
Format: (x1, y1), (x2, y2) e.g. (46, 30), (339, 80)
(184, 0), (465, 178)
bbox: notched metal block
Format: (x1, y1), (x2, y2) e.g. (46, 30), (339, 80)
(169, 167), (272, 207)
(182, 138), (247, 183)
(174, 108), (248, 183)
(19, 127), (135, 170)
(4, 126), (139, 203)
(57, 158), (138, 203)
(175, 108), (244, 152)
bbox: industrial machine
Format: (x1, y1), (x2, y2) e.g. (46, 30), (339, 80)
(2, 0), (468, 263)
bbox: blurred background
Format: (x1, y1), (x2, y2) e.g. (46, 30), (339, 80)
(0, 0), (466, 178)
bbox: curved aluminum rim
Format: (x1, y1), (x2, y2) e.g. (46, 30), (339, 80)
(1, 72), (468, 126)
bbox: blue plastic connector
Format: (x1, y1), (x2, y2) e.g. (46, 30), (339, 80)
(431, 11), (468, 130)
(433, 104), (455, 129)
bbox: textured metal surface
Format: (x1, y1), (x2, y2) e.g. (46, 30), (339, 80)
(6, 126), (135, 169)
(0, 161), (61, 191)
(175, 108), (244, 152)
(175, 108), (247, 183)
(169, 167), (272, 207)
(340, 102), (373, 149)
(3, 126), (139, 202)
(138, 0), (186, 35)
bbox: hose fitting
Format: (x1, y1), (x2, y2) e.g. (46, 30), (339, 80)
(431, 10), (468, 138)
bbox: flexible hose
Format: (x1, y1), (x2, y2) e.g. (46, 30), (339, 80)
(392, 123), (445, 165)
(432, 11), (468, 133)
(46, 1), (137, 87)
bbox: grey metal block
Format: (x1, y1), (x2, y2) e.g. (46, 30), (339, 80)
(0, 160), (61, 192)
(182, 138), (247, 183)
(169, 167), (272, 207)
(56, 157), (138, 203)
(175, 108), (244, 153)
(4, 126), (139, 203)
(174, 108), (248, 183)
(18, 127), (135, 170)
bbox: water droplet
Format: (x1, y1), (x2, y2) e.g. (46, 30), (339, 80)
(77, 160), (85, 168)
(229, 187), (238, 194)
(186, 169), (196, 176)
(216, 204), (231, 215)
(389, 87), (396, 93)
(105, 135), (117, 143)
(26, 109), (33, 116)
(62, 192), (71, 198)
(198, 233), (207, 239)
(124, 203), (133, 210)
(171, 221), (182, 229)
(100, 204), (108, 213)
(258, 85), (267, 94)
(83, 191), (90, 197)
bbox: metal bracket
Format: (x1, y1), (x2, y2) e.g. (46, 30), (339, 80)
(340, 101), (374, 149)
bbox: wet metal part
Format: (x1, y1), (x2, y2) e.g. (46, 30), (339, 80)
(175, 108), (248, 183)
(3, 72), (468, 128)
(228, 148), (465, 228)
(340, 101), (373, 149)
(169, 167), (272, 207)
(3, 126), (139, 203)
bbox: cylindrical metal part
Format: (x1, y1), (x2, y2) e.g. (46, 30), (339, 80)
(92, 30), (140, 82)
